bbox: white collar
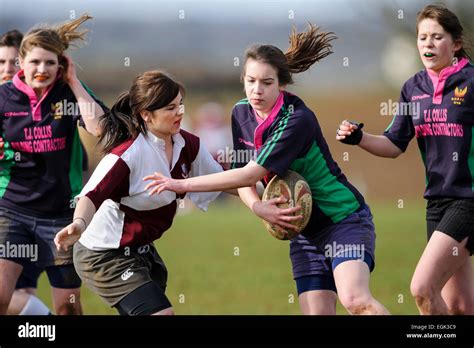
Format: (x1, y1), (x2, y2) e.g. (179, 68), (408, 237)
(145, 131), (186, 170)
(146, 130), (185, 148)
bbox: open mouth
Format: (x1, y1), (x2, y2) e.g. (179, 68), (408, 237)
(2, 75), (13, 81)
(34, 75), (49, 82)
(424, 53), (436, 58)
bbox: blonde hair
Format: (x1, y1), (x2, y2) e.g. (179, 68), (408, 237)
(19, 14), (92, 79)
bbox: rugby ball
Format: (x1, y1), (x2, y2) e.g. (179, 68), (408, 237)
(261, 170), (312, 240)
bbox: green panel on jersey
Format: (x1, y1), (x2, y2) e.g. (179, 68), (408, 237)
(69, 128), (83, 200)
(419, 148), (428, 187)
(290, 141), (360, 223)
(468, 127), (474, 191)
(0, 137), (16, 199)
(234, 98), (249, 106)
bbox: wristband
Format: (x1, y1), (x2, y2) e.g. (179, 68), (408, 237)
(339, 121), (364, 145)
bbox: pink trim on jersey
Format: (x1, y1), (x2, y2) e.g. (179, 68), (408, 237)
(12, 70), (59, 121)
(427, 58), (469, 105)
(253, 110), (264, 125)
(253, 92), (284, 150)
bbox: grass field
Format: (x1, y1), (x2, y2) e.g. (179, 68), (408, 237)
(37, 198), (431, 315)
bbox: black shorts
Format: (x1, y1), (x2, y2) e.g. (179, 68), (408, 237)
(426, 198), (474, 255)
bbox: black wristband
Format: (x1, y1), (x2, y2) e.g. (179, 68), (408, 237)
(339, 121), (364, 145)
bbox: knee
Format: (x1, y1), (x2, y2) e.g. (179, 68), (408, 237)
(0, 292), (13, 314)
(445, 298), (474, 315)
(338, 292), (373, 314)
(410, 278), (435, 304)
(55, 302), (82, 315)
(0, 299), (10, 315)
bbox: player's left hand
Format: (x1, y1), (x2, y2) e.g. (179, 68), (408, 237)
(54, 221), (83, 252)
(143, 172), (186, 195)
(252, 196), (303, 232)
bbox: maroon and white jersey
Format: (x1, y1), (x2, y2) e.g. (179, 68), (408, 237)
(78, 129), (222, 251)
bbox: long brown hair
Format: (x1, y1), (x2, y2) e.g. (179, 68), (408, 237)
(242, 24), (337, 85)
(99, 70), (185, 154)
(416, 4), (471, 60)
(19, 14), (92, 81)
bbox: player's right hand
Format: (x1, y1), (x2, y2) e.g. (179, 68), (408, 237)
(54, 221), (84, 252)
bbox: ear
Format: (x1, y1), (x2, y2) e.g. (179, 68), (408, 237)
(279, 84), (287, 91)
(140, 110), (151, 122)
(453, 40), (462, 55)
(19, 56), (24, 70)
(58, 55), (68, 71)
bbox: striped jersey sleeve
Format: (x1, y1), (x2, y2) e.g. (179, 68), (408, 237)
(255, 109), (315, 177)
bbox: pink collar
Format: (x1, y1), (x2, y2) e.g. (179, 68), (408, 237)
(13, 70), (60, 121)
(427, 58), (469, 105)
(253, 91), (285, 150)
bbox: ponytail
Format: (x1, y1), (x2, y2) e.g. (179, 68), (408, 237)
(98, 93), (141, 154)
(242, 23), (337, 86)
(56, 14), (92, 51)
(285, 24), (337, 74)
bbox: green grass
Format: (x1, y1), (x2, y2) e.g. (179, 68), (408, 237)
(37, 198), (430, 314)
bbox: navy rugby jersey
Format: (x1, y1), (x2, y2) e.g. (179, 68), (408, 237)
(384, 58), (474, 198)
(231, 91), (365, 236)
(0, 70), (108, 218)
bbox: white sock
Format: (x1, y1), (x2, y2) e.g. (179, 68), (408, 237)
(19, 295), (51, 315)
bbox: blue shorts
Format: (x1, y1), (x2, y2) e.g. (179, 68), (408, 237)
(290, 205), (376, 295)
(0, 208), (81, 289)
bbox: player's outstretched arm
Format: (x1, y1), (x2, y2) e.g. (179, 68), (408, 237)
(337, 120), (402, 158)
(144, 161), (268, 195)
(54, 196), (96, 252)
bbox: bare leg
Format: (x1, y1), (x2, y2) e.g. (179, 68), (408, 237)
(410, 231), (470, 315)
(334, 260), (389, 315)
(51, 287), (82, 315)
(299, 290), (337, 315)
(0, 259), (23, 314)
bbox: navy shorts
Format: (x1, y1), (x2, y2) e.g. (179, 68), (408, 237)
(290, 205), (376, 294)
(0, 208), (81, 289)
